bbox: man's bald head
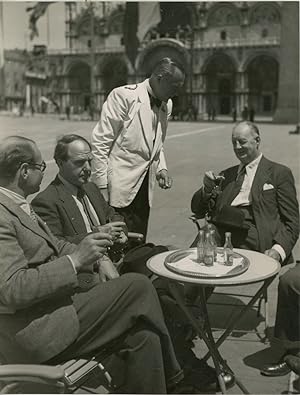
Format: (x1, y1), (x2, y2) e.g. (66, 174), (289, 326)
(0, 136), (37, 182)
(232, 121), (261, 165)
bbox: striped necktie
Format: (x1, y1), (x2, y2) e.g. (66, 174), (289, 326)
(77, 188), (98, 228)
(29, 205), (38, 223)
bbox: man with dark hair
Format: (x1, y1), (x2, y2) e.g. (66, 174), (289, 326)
(0, 135), (185, 394)
(91, 57), (185, 239)
(191, 121), (299, 262)
(32, 134), (126, 278)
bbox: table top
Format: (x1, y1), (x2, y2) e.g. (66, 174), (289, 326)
(147, 248), (281, 286)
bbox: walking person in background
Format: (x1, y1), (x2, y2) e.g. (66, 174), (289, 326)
(232, 107), (237, 122)
(241, 105), (248, 121)
(91, 57), (185, 240)
(249, 106), (255, 122)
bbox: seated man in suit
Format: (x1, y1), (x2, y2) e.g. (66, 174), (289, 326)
(191, 121), (299, 265)
(32, 134), (127, 279)
(0, 135), (185, 394)
(32, 134), (233, 391)
(191, 121), (299, 377)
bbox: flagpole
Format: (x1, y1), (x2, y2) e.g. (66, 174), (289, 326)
(0, 1), (5, 109)
(46, 7), (50, 47)
(89, 2), (95, 111)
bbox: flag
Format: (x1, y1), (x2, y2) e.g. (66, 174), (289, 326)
(123, 2), (161, 69)
(26, 2), (54, 40)
(137, 2), (161, 42)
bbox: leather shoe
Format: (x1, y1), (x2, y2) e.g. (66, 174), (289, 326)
(284, 355), (300, 375)
(260, 361), (291, 377)
(183, 359), (235, 393)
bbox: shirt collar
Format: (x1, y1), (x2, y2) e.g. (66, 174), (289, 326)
(58, 174), (80, 196)
(239, 153), (263, 173)
(0, 186), (31, 216)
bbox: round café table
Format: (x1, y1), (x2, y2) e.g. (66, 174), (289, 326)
(147, 248), (280, 394)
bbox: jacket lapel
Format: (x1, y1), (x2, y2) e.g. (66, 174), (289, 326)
(53, 177), (87, 234)
(250, 156), (272, 203)
(0, 192), (58, 250)
(137, 82), (153, 154)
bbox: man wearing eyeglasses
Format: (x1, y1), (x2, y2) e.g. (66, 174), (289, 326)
(0, 135), (187, 394)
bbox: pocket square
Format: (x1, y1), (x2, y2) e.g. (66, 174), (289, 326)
(263, 183), (274, 191)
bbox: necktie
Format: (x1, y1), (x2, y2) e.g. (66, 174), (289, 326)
(77, 188), (98, 228)
(29, 205), (38, 223)
(149, 94), (162, 109)
(236, 166), (246, 189)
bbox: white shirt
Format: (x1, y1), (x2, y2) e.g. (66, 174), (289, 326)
(58, 175), (100, 232)
(231, 153), (263, 207)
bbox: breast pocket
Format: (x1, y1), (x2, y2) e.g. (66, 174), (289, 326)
(261, 189), (276, 203)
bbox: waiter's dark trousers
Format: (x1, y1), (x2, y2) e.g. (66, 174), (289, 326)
(114, 172), (150, 241)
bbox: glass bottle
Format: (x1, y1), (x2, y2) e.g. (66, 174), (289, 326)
(210, 229), (217, 261)
(204, 232), (214, 266)
(223, 232), (234, 266)
(197, 230), (205, 263)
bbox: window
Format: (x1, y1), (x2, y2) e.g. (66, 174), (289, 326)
(262, 28), (268, 38)
(220, 30), (227, 40)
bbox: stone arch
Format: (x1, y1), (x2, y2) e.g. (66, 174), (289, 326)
(99, 56), (128, 98)
(246, 55), (279, 114)
(207, 3), (240, 27)
(136, 39), (189, 75)
(202, 52), (237, 115)
(249, 3), (281, 25)
(107, 8), (124, 35)
(241, 51), (279, 73)
(67, 61), (91, 111)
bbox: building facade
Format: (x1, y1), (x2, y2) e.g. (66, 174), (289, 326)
(2, 2), (297, 121)
(47, 1), (283, 119)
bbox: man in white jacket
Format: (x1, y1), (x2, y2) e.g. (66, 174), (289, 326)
(91, 57), (185, 239)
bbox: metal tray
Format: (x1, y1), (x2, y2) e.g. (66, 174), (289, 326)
(164, 248), (250, 278)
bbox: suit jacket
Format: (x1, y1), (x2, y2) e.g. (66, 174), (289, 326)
(32, 177), (115, 244)
(0, 192), (100, 364)
(91, 79), (172, 208)
(191, 156), (300, 261)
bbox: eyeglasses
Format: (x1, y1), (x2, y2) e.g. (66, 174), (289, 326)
(28, 161), (47, 173)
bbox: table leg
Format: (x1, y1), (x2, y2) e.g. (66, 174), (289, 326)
(167, 281), (228, 394)
(202, 277), (274, 362)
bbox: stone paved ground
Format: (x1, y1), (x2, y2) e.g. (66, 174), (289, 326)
(0, 115), (299, 394)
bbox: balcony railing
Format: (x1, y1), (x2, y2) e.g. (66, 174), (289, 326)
(47, 46), (123, 55)
(47, 36), (279, 56)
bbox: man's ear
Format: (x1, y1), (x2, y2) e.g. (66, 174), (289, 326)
(19, 163), (29, 179)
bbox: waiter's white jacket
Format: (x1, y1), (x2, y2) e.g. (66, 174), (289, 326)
(91, 79), (172, 208)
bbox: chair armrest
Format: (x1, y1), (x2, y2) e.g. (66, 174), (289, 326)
(0, 364), (65, 382)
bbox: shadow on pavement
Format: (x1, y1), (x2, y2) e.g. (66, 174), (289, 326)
(207, 294), (265, 338)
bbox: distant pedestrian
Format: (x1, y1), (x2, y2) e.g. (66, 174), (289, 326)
(65, 105), (70, 120)
(232, 107), (237, 123)
(241, 106), (248, 121)
(212, 107), (216, 121)
(30, 105), (35, 116)
(249, 107), (255, 122)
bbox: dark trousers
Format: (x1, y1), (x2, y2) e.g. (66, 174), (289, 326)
(114, 172), (150, 241)
(49, 273), (182, 394)
(274, 264), (300, 354)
